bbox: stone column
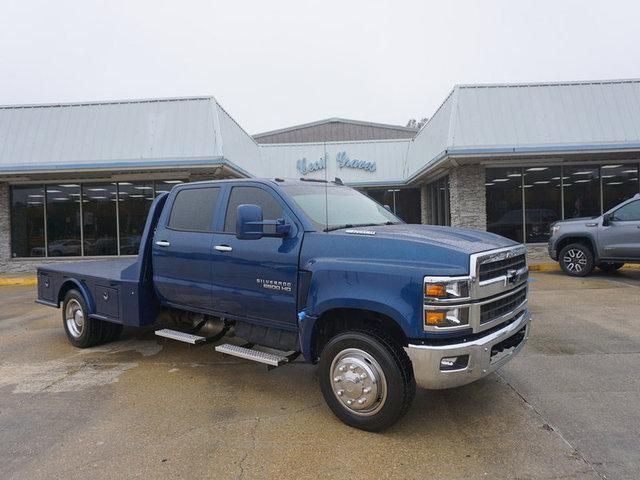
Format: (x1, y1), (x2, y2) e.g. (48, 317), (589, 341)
(448, 164), (487, 231)
(420, 185), (430, 224)
(0, 183), (10, 271)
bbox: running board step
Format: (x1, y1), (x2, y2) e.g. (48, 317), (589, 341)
(155, 329), (207, 344)
(215, 344), (289, 367)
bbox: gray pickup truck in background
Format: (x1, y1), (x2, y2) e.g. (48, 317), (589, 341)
(548, 193), (640, 276)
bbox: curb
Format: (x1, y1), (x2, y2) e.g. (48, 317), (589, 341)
(0, 277), (38, 286)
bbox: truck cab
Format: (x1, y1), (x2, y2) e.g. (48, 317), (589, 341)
(37, 178), (531, 431)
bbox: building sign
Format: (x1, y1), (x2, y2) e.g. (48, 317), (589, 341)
(296, 151), (376, 175)
(336, 151), (376, 172)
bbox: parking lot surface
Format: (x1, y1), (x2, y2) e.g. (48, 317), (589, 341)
(1, 269), (639, 480)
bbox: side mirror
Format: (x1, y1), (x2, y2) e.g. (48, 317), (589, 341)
(236, 204), (264, 240)
(602, 213), (612, 226)
(383, 204), (393, 212)
(236, 204), (291, 240)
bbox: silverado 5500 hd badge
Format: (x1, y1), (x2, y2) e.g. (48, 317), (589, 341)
(256, 278), (293, 293)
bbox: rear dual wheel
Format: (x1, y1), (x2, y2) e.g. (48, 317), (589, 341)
(62, 290), (122, 348)
(318, 330), (415, 432)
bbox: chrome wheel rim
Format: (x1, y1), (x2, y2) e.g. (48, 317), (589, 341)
(330, 348), (387, 416)
(563, 248), (587, 272)
(65, 299), (85, 338)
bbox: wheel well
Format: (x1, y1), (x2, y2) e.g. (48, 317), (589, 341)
(557, 236), (596, 258)
(311, 308), (407, 362)
(58, 281), (82, 306)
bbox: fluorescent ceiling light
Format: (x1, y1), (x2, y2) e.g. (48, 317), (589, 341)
(534, 181), (550, 184)
(574, 179), (592, 183)
(129, 194), (145, 198)
(87, 188), (107, 192)
(601, 165), (622, 169)
(492, 178), (510, 182)
(606, 182), (623, 185)
(28, 194), (44, 198)
(47, 189), (61, 193)
(89, 196), (107, 200)
(484, 183), (495, 186)
(523, 184), (533, 188)
(572, 171), (593, 175)
(601, 175), (614, 179)
(155, 190), (169, 194)
(564, 183), (572, 186)
(52, 197), (69, 201)
(59, 184), (79, 188)
(27, 201), (43, 205)
(526, 167), (548, 171)
(622, 169), (638, 173)
(118, 182), (133, 186)
(134, 186), (153, 190)
(163, 180), (183, 184)
(507, 173), (522, 177)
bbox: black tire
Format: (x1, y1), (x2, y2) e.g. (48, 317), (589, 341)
(61, 290), (103, 348)
(597, 262), (624, 273)
(559, 243), (594, 277)
(318, 329), (416, 432)
(101, 322), (124, 343)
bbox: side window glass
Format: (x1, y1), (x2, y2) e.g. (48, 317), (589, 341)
(168, 187), (220, 232)
(612, 201), (640, 222)
(224, 186), (284, 233)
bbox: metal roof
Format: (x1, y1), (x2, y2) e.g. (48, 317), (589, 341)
(0, 96), (259, 174)
(405, 78), (640, 179)
(253, 117), (417, 144)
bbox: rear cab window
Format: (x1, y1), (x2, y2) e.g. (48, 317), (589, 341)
(168, 187), (221, 232)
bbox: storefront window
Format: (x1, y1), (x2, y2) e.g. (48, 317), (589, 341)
(10, 186), (46, 257)
(486, 168), (524, 242)
(524, 166), (562, 242)
(46, 184), (82, 257)
(426, 177), (450, 226)
(563, 165), (600, 218)
(364, 188), (421, 223)
(82, 183), (118, 256)
(118, 181), (154, 255)
(602, 164), (640, 212)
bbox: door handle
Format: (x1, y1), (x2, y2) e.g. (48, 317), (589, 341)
(155, 240), (171, 247)
(214, 245), (233, 252)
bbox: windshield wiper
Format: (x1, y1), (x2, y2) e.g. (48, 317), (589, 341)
(323, 222), (399, 232)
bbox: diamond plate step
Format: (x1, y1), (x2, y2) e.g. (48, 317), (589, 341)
(215, 343), (289, 367)
(155, 329), (207, 344)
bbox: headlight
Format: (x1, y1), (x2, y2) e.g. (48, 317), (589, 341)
(424, 278), (470, 301)
(424, 307), (469, 329)
(550, 224), (560, 236)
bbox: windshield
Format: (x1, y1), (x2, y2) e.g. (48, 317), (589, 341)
(281, 184), (403, 231)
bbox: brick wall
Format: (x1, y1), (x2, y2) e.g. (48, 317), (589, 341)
(448, 165), (486, 230)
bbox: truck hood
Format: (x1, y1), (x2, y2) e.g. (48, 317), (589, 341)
(334, 224), (518, 255)
(551, 216), (600, 227)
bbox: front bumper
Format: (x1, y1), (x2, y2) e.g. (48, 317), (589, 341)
(405, 309), (531, 390)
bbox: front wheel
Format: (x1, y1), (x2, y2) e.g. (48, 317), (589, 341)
(318, 330), (415, 432)
(559, 243), (594, 277)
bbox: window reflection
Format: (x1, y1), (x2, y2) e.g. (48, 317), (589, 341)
(486, 168), (523, 242)
(10, 186), (46, 257)
(524, 167), (561, 242)
(118, 181), (154, 255)
(563, 165), (600, 218)
(364, 188), (421, 223)
(82, 183), (118, 256)
(46, 184), (82, 256)
(602, 164), (639, 211)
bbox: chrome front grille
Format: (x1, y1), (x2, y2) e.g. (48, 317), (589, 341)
(480, 286), (527, 324)
(478, 254), (527, 282)
(423, 245), (529, 334)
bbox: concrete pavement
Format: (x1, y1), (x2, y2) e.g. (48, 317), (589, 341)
(1, 270), (639, 479)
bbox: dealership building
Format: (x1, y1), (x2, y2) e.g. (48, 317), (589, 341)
(1, 78), (640, 273)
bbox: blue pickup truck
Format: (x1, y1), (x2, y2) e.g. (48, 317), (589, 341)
(36, 178), (530, 431)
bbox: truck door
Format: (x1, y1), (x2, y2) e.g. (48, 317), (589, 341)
(152, 186), (221, 310)
(598, 199), (640, 259)
(211, 185), (301, 326)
